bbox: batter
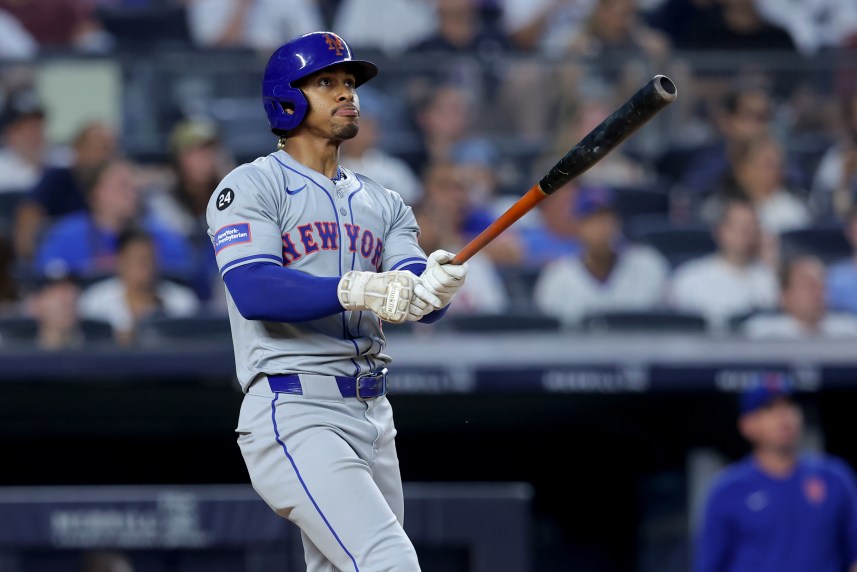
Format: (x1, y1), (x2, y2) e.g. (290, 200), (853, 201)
(205, 31), (469, 571)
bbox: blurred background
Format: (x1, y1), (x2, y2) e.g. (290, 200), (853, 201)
(1, 0), (857, 571)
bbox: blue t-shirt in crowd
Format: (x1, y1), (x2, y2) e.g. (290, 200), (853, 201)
(695, 453), (857, 572)
(34, 212), (195, 280)
(827, 260), (857, 316)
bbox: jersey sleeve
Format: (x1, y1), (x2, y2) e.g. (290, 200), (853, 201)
(206, 166), (284, 278)
(833, 458), (857, 566)
(380, 190), (426, 272)
(693, 482), (732, 572)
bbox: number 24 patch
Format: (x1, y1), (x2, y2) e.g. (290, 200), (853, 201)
(216, 187), (235, 211)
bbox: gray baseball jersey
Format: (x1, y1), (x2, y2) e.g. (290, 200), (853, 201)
(206, 150), (426, 391)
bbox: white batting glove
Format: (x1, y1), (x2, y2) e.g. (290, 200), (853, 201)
(409, 250), (468, 317)
(338, 270), (415, 324)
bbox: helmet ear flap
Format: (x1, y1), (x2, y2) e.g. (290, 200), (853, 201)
(264, 87), (309, 132)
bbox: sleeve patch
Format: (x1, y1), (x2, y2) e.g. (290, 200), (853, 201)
(214, 222), (252, 254)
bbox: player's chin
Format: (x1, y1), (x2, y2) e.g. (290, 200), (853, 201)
(331, 121), (359, 140)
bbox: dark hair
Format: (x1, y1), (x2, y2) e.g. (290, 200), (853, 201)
(117, 226), (153, 254)
(778, 254), (824, 290)
(722, 79), (772, 115)
(714, 195), (755, 227)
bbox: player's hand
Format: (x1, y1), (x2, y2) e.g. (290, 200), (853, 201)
(411, 250), (468, 315)
(337, 270), (415, 324)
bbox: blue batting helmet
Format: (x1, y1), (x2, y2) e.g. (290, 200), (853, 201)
(262, 31), (378, 133)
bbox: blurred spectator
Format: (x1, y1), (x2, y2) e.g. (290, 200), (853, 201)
(646, 0), (714, 50)
(743, 255), (857, 338)
(702, 133), (811, 234)
(534, 185), (669, 326)
(669, 198), (777, 330)
(403, 82), (499, 180)
(694, 378), (857, 572)
(148, 118), (231, 237)
(672, 81), (776, 199)
(755, 0), (857, 56)
(185, 0), (322, 52)
(0, 8), (37, 58)
(827, 206), (857, 316)
(0, 0), (113, 52)
(413, 200), (509, 315)
(79, 228), (199, 346)
(565, 0), (671, 62)
(507, 169), (581, 269)
(0, 86), (48, 193)
(34, 158), (194, 281)
(0, 236), (18, 315)
(408, 0), (510, 56)
(13, 121), (117, 261)
(340, 99), (421, 205)
(23, 270), (84, 350)
(681, 0), (797, 53)
(811, 90), (857, 221)
(548, 88), (653, 189)
(145, 118), (233, 304)
(499, 0), (594, 55)
(79, 549), (135, 572)
(332, 0), (436, 55)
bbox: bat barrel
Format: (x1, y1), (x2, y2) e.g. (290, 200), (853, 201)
(538, 74), (677, 196)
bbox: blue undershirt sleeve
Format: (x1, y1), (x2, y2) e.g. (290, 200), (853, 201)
(224, 261), (453, 324)
(223, 262), (342, 322)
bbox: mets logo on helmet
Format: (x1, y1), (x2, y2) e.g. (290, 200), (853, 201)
(325, 34), (344, 56)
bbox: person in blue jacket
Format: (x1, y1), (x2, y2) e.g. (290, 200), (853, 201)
(695, 377), (857, 572)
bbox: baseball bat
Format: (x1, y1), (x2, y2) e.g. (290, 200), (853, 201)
(450, 74), (677, 265)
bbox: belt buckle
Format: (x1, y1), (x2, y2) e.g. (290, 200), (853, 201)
(355, 367), (388, 401)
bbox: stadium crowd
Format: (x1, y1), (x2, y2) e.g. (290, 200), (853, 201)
(0, 0), (855, 347)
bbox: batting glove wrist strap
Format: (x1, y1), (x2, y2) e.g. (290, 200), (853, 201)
(338, 270), (415, 324)
(409, 250), (468, 317)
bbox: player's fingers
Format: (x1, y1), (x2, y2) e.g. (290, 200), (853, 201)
(428, 249), (455, 265)
(437, 261), (468, 281)
(414, 282), (443, 309)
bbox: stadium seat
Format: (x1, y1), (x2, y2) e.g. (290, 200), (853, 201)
(0, 317), (113, 346)
(612, 184), (671, 221)
(625, 216), (717, 268)
(436, 312), (562, 333)
(580, 310), (709, 334)
(778, 225), (853, 265)
(137, 314), (233, 345)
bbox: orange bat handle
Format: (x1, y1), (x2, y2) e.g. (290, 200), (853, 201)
(450, 185), (547, 265)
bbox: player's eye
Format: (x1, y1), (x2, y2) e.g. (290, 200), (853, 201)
(318, 77), (333, 86)
(345, 78), (356, 88)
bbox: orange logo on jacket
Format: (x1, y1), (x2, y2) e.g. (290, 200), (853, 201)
(325, 34), (344, 56)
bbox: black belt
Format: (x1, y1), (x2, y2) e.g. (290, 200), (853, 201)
(267, 368), (388, 401)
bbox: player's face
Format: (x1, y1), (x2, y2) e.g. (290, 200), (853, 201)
(297, 66), (360, 141)
(741, 398), (803, 453)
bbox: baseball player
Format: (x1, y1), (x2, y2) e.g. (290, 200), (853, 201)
(205, 31), (468, 571)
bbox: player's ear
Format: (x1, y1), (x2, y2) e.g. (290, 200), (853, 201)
(280, 102), (295, 116)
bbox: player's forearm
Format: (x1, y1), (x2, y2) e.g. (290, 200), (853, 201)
(223, 262), (342, 322)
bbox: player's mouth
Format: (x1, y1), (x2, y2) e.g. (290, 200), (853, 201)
(334, 105), (359, 117)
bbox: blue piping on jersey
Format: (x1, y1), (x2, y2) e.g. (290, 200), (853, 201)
(391, 256), (427, 271)
(347, 178), (374, 373)
(273, 155), (361, 374)
(220, 253), (283, 276)
(270, 395), (360, 572)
